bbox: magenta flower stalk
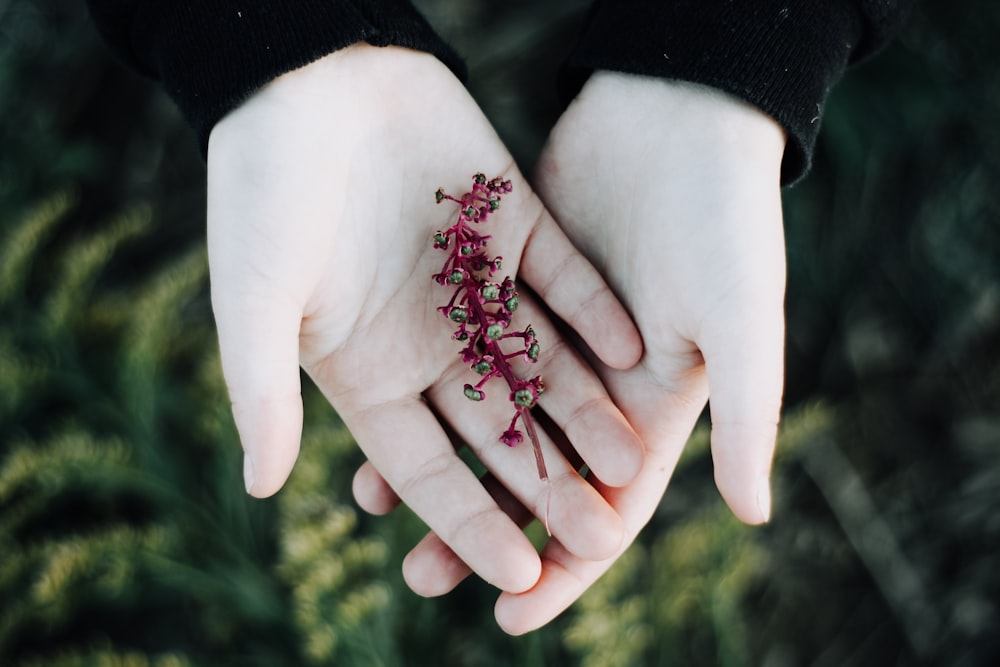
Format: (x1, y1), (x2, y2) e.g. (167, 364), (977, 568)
(433, 173), (549, 488)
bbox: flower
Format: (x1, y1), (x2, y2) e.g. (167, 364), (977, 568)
(433, 174), (548, 484)
(500, 429), (523, 448)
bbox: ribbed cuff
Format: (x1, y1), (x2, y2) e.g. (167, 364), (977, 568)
(124, 0), (464, 156)
(562, 0), (865, 185)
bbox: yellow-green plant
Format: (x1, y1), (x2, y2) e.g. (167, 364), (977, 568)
(562, 407), (836, 667)
(0, 192), (390, 666)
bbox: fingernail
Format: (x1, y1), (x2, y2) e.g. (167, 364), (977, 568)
(756, 474), (772, 523)
(243, 454), (256, 495)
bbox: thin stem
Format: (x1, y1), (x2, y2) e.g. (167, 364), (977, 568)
(517, 408), (548, 483)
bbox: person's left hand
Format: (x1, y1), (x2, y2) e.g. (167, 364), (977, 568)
(354, 72), (788, 632)
(208, 46), (647, 596)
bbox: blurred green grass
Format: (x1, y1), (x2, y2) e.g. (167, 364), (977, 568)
(1, 1), (998, 665)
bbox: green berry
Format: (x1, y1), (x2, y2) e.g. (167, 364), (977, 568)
(486, 323), (503, 340)
(435, 189), (445, 203)
(464, 386), (484, 401)
(514, 389), (535, 407)
(505, 296), (519, 312)
(449, 307), (468, 323)
(527, 343), (540, 360)
(448, 270), (464, 284)
(481, 284), (500, 300)
(473, 360), (492, 375)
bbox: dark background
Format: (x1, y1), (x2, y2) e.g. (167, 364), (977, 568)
(1, 1), (997, 665)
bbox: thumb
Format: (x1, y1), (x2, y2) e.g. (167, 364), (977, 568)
(518, 205), (644, 371)
(702, 302), (785, 525)
(214, 291), (304, 498)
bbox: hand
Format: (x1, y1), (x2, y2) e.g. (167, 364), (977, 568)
(362, 72), (788, 632)
(206, 47), (645, 595)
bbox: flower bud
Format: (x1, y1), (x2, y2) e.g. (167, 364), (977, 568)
(513, 388), (535, 407)
(500, 430), (523, 447)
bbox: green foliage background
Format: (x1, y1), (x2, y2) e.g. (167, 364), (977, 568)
(1, 1), (997, 665)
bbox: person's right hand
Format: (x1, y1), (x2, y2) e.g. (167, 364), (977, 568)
(206, 46), (645, 595)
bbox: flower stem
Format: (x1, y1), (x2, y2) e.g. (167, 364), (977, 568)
(434, 174), (552, 533)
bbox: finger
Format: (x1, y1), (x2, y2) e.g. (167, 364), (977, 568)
(400, 409), (583, 597)
(424, 294), (637, 561)
(529, 334), (644, 487)
(702, 300), (785, 525)
(351, 443), (534, 596)
(493, 364), (706, 634)
(212, 292), (304, 498)
(403, 469), (534, 597)
(496, 541), (605, 635)
(352, 460), (401, 515)
(351, 402), (477, 516)
(494, 445), (678, 635)
(426, 367), (625, 562)
(518, 209), (643, 371)
(436, 288), (642, 488)
(339, 396), (542, 593)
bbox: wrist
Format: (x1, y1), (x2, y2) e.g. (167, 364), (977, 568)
(209, 45), (450, 161)
(580, 72), (787, 182)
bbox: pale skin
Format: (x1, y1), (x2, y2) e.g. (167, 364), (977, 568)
(206, 45), (648, 595)
(209, 42), (786, 631)
(352, 71), (788, 633)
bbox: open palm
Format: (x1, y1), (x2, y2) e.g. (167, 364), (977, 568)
(372, 72), (789, 631)
(493, 73), (789, 631)
(207, 47), (644, 594)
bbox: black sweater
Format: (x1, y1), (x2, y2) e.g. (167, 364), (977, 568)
(85, 0), (911, 185)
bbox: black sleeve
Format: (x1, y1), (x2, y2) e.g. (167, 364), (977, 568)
(562, 0), (913, 185)
(85, 0), (465, 156)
